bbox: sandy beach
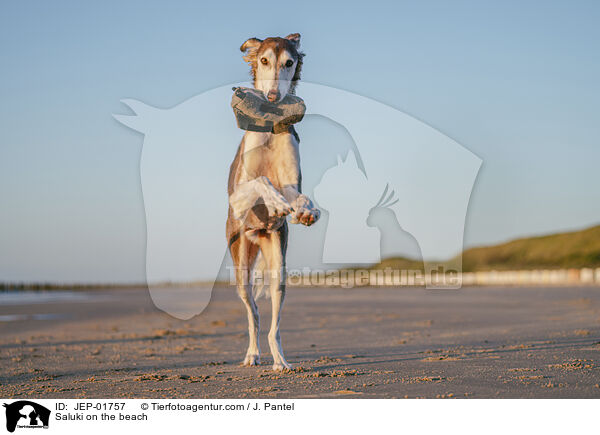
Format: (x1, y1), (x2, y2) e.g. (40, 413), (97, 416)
(1, 285), (600, 398)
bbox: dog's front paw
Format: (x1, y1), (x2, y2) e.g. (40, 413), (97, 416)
(293, 207), (320, 226)
(290, 195), (320, 226)
(264, 194), (293, 219)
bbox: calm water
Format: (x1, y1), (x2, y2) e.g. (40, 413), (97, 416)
(0, 313), (66, 322)
(0, 287), (214, 323)
(0, 290), (102, 305)
(0, 290), (116, 322)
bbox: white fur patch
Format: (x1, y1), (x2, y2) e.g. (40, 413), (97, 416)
(229, 176), (291, 221)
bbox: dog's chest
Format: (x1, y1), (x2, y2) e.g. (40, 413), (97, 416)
(240, 131), (300, 187)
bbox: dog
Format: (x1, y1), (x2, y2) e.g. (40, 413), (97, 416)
(226, 33), (320, 371)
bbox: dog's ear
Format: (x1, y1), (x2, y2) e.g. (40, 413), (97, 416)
(285, 33), (301, 48)
(285, 33), (304, 92)
(240, 37), (263, 63)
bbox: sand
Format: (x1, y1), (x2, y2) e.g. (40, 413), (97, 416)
(1, 286), (600, 398)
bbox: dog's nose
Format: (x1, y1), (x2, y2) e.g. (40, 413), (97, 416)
(267, 89), (280, 102)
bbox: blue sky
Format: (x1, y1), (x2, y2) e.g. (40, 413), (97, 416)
(1, 0), (599, 283)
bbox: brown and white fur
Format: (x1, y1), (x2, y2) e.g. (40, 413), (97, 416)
(226, 33), (320, 371)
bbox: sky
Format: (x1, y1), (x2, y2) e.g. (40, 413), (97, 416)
(1, 0), (599, 283)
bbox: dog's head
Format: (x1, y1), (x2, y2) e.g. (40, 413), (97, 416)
(240, 33), (304, 103)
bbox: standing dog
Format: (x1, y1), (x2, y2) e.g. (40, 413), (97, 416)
(226, 33), (320, 371)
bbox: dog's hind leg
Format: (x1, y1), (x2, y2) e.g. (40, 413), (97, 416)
(231, 233), (261, 366)
(259, 224), (291, 371)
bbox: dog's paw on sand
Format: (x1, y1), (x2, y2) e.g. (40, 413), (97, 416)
(242, 354), (261, 366)
(272, 362), (293, 372)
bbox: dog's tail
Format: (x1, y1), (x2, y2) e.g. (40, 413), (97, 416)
(252, 250), (269, 300)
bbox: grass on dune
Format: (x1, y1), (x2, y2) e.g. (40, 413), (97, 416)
(370, 224), (600, 273)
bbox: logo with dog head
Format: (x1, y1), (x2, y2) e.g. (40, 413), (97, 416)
(3, 401), (50, 433)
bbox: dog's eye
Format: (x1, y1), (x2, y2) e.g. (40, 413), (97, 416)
(260, 57), (268, 65)
(285, 60), (294, 68)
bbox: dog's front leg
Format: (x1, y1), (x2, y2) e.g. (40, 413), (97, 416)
(282, 185), (320, 226)
(229, 176), (292, 223)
